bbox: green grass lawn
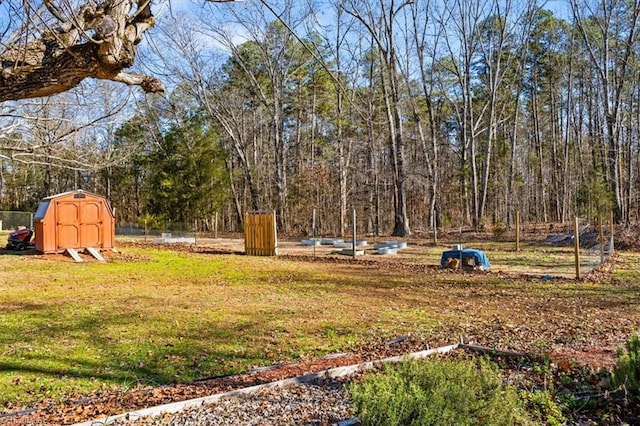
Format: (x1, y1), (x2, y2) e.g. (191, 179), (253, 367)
(0, 243), (638, 412)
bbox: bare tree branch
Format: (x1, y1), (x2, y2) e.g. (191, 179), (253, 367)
(0, 0), (239, 102)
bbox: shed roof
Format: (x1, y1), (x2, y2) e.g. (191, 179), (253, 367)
(41, 189), (105, 200)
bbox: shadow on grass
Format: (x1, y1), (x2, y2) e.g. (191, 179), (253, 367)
(0, 248), (38, 256)
(0, 302), (280, 392)
(283, 260), (640, 314)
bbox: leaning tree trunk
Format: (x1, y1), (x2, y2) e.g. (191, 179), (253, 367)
(381, 60), (410, 237)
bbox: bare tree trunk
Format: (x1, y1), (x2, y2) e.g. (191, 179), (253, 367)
(226, 160), (244, 230)
(345, 0), (411, 237)
(530, 86), (548, 222)
(336, 7), (349, 237)
(561, 41), (575, 224)
(440, 0), (482, 229)
(507, 90), (523, 228)
(550, 90), (561, 222)
(571, 0), (640, 223)
(272, 83), (288, 231)
(409, 0), (441, 243)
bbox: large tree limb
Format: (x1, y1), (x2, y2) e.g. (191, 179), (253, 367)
(0, 0), (237, 102)
(111, 71), (164, 93)
(0, 39), (162, 101)
(0, 1), (159, 102)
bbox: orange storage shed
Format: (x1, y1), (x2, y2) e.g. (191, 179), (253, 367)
(34, 190), (116, 254)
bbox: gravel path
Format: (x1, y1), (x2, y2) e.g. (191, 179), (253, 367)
(111, 378), (356, 426)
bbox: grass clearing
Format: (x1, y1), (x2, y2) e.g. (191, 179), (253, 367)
(0, 241), (638, 412)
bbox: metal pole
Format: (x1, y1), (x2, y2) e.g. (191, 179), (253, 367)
(459, 227), (463, 270)
(610, 210), (615, 256)
(574, 216), (580, 280)
(312, 208), (316, 257)
(352, 208), (357, 259)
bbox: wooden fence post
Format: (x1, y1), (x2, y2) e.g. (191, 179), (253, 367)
(312, 208), (317, 257)
(352, 209), (357, 259)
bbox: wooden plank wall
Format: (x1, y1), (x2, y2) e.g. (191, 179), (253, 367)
(244, 212), (278, 256)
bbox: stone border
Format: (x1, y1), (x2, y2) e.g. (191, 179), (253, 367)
(74, 344), (460, 426)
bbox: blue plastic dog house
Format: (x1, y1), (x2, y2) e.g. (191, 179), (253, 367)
(440, 248), (491, 270)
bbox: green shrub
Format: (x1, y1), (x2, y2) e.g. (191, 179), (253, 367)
(349, 357), (537, 426)
(492, 223), (507, 239)
(611, 333), (640, 399)
(521, 389), (566, 426)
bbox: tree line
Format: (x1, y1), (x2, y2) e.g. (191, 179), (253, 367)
(1, 0), (638, 237)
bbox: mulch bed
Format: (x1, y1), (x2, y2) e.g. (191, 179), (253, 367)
(2, 338), (426, 425)
(3, 336), (638, 425)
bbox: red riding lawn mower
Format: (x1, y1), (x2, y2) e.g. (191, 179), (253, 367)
(6, 226), (35, 251)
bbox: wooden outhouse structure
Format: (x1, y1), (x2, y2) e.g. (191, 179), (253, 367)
(34, 190), (115, 254)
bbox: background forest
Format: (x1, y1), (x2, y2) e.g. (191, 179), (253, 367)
(1, 0), (638, 237)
